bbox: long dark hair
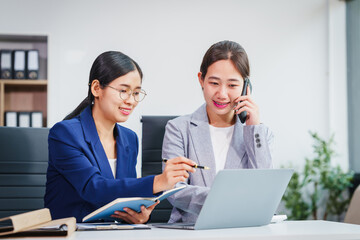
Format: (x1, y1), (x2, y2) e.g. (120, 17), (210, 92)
(64, 51), (143, 120)
(200, 40), (249, 79)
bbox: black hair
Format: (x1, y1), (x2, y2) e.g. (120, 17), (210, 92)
(200, 40), (249, 79)
(64, 51), (143, 120)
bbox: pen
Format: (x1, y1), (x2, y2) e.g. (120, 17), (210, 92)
(162, 159), (210, 170)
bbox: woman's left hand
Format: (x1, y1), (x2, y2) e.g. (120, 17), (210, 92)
(233, 85), (260, 125)
(110, 200), (160, 224)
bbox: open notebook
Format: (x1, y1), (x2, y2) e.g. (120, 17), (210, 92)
(83, 185), (186, 222)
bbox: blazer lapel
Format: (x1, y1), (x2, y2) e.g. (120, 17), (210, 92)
(225, 116), (246, 169)
(80, 106), (114, 179)
(114, 125), (130, 178)
(189, 104), (216, 187)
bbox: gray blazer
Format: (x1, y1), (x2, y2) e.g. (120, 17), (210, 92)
(162, 104), (274, 224)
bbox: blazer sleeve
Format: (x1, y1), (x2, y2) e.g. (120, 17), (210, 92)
(48, 122), (155, 208)
(162, 120), (210, 215)
(243, 124), (274, 168)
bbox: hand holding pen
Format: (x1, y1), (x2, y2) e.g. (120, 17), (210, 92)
(153, 157), (197, 193)
(162, 159), (210, 170)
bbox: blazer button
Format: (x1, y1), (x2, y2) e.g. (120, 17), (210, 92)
(255, 133), (260, 138)
(256, 138), (260, 143)
(257, 143), (261, 148)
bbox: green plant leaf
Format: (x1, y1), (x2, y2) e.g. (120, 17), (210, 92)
(281, 131), (354, 221)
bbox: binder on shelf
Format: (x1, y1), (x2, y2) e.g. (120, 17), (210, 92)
(4, 111), (17, 127)
(31, 111), (43, 127)
(26, 50), (39, 79)
(0, 50), (13, 79)
(17, 112), (31, 127)
(12, 50), (26, 79)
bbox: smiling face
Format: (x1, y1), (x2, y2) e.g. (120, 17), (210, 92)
(92, 70), (142, 124)
(199, 59), (244, 121)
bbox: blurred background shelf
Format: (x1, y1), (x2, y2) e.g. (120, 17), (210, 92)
(0, 34), (48, 127)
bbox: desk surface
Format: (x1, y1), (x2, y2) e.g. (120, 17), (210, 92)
(5, 220), (360, 240)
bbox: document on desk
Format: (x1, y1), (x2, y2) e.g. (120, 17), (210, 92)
(0, 208), (76, 237)
(76, 223), (150, 231)
(270, 214), (287, 223)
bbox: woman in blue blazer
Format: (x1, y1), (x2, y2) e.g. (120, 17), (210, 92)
(162, 41), (274, 223)
(44, 51), (195, 223)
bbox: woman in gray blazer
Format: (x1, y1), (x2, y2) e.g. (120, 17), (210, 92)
(162, 40), (274, 224)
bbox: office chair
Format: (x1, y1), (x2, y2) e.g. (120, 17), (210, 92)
(0, 127), (49, 218)
(141, 115), (177, 223)
(344, 185), (360, 225)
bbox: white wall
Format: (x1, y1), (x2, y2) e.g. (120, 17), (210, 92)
(0, 0), (348, 173)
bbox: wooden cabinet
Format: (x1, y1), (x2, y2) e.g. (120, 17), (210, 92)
(0, 34), (48, 127)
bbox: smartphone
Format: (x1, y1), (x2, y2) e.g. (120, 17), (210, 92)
(237, 77), (252, 124)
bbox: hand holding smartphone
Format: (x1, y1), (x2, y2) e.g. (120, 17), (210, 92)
(237, 78), (252, 123)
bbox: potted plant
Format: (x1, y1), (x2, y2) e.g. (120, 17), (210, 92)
(282, 132), (354, 221)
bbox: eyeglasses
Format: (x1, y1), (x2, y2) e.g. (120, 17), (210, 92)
(105, 85), (147, 102)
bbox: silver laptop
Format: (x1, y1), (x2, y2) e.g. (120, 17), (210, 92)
(155, 168), (293, 230)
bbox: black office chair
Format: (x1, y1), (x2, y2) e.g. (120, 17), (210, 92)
(0, 127), (49, 218)
(141, 115), (177, 223)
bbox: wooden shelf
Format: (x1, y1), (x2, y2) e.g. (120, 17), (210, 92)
(0, 34), (48, 127)
(0, 34), (47, 43)
(0, 80), (47, 85)
(0, 80), (48, 126)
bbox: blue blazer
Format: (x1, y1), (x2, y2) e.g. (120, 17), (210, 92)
(44, 106), (155, 222)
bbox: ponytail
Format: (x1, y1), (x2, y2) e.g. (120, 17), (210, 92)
(63, 96), (91, 120)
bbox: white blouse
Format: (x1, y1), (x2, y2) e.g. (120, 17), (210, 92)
(208, 124), (235, 174)
(108, 158), (117, 178)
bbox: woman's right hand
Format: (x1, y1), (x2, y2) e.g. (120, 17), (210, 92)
(153, 157), (196, 194)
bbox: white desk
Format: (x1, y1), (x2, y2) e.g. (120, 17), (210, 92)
(6, 220), (360, 240)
